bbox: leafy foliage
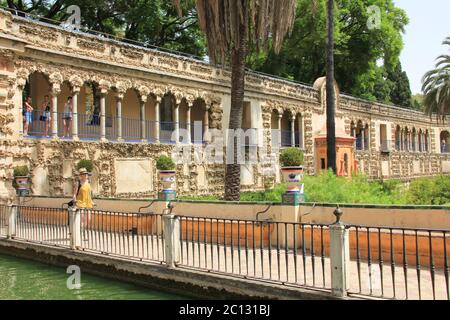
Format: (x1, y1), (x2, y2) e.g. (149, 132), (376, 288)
(181, 172), (450, 206)
(407, 175), (450, 206)
(0, 0), (207, 57)
(250, 0), (410, 106)
(422, 36), (450, 121)
(156, 155), (176, 171)
(76, 159), (93, 173)
(279, 148), (304, 167)
(13, 166), (29, 177)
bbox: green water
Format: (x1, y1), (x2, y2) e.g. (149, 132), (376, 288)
(0, 254), (186, 300)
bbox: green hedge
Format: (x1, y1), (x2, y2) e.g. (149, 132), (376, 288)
(180, 171), (450, 206)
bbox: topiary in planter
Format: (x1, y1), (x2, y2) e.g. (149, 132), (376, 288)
(280, 148), (304, 167)
(13, 165), (30, 177)
(13, 165), (31, 195)
(156, 155), (176, 171)
(76, 159), (93, 173)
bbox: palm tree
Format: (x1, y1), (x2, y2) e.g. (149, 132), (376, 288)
(174, 0), (297, 201)
(422, 37), (450, 122)
(326, 0), (336, 173)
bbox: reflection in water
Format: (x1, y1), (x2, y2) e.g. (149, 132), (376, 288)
(0, 254), (186, 300)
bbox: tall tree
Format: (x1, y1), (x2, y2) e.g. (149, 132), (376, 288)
(326, 0), (336, 173)
(0, 0), (206, 57)
(174, 0), (297, 201)
(422, 37), (450, 122)
(388, 62), (412, 107)
(250, 0), (409, 104)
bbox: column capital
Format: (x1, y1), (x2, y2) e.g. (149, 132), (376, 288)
(99, 88), (108, 96)
(72, 86), (81, 94)
(51, 83), (61, 96)
(140, 95), (148, 103)
(116, 93), (124, 101)
(155, 95), (162, 104)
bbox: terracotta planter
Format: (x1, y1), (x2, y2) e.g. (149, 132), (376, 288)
(159, 170), (176, 193)
(13, 176), (31, 196)
(281, 166), (304, 193)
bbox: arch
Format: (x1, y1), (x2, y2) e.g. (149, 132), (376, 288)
(160, 92), (176, 143)
(418, 129), (423, 152)
(280, 109), (292, 147)
(395, 125), (401, 151)
(412, 127), (417, 152)
(191, 98), (207, 144)
(355, 120), (365, 151)
(294, 112), (304, 149)
(24, 71), (52, 137)
(121, 88), (141, 141)
(441, 130), (449, 153)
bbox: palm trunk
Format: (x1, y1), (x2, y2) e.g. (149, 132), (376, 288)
(326, 0), (337, 173)
(224, 2), (248, 201)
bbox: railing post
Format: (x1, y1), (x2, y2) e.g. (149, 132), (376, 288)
(7, 205), (17, 239)
(69, 207), (82, 250)
(330, 207), (350, 297)
(163, 214), (180, 268)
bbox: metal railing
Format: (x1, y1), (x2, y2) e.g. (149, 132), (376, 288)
(14, 206), (70, 248)
(177, 216), (331, 290)
(2, 204), (450, 300)
(79, 209), (165, 263)
(24, 111), (207, 144)
(347, 225), (450, 300)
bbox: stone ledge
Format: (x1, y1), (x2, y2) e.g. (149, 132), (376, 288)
(0, 239), (350, 300)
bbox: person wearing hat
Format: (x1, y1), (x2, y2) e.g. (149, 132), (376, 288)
(73, 168), (94, 209)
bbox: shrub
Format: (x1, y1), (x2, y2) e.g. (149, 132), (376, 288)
(13, 166), (29, 177)
(156, 155), (176, 171)
(279, 148), (304, 167)
(76, 159), (93, 173)
(407, 175), (450, 205)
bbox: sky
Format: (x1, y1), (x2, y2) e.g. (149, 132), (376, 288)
(394, 0), (450, 94)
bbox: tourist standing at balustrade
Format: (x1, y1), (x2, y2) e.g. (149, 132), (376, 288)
(23, 96), (33, 136)
(40, 95), (51, 137)
(62, 96), (73, 138)
(73, 168), (95, 239)
(73, 168), (94, 209)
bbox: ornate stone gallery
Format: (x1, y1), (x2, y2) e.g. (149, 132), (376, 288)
(0, 9), (449, 201)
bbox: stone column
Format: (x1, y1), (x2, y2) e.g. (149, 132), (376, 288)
(51, 84), (60, 139)
(298, 115), (304, 149)
(361, 128), (365, 150)
(140, 96), (147, 142)
(116, 93), (124, 142)
(330, 209), (350, 297)
(290, 115), (296, 147)
(7, 205), (17, 239)
(100, 89), (107, 142)
(277, 113), (282, 147)
(72, 86), (80, 141)
(155, 96), (161, 144)
(163, 214), (180, 268)
(69, 207), (82, 250)
(203, 104), (210, 143)
(174, 100), (180, 144)
(186, 101), (192, 144)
